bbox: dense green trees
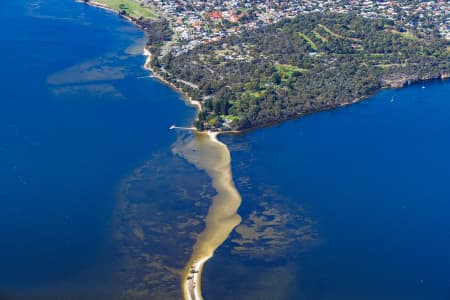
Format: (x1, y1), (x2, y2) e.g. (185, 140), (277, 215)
(152, 13), (450, 130)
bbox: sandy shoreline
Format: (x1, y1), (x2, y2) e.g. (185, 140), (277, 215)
(79, 4), (241, 300)
(144, 33), (238, 300)
(174, 131), (242, 300)
(143, 48), (202, 113)
(75, 4), (450, 300)
(77, 3), (232, 300)
(80, 0), (343, 136)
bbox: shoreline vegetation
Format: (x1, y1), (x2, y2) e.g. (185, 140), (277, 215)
(80, 0), (449, 135)
(80, 2), (243, 300)
(157, 14), (449, 133)
(79, 2), (448, 300)
(143, 48), (202, 113)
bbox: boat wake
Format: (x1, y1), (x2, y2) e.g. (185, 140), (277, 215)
(170, 125), (196, 131)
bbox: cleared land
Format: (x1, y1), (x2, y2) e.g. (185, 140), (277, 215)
(387, 29), (418, 40)
(93, 0), (158, 19)
(298, 32), (318, 50)
(318, 23), (361, 42)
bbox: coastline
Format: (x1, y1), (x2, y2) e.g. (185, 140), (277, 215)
(80, 1), (203, 116)
(75, 3), (449, 300)
(80, 0), (449, 135)
(145, 64), (449, 136)
(217, 74), (450, 136)
(78, 1), (135, 23)
(78, 3), (242, 300)
(143, 48), (202, 113)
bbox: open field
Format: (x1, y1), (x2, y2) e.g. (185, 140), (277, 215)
(387, 29), (418, 40)
(93, 0), (158, 19)
(318, 24), (361, 42)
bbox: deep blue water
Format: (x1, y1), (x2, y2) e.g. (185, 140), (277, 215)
(2, 0), (450, 299)
(0, 0), (194, 297)
(210, 81), (450, 300)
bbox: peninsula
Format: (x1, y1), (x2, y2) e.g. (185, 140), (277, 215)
(153, 14), (449, 131)
(84, 0), (449, 132)
(80, 1), (449, 299)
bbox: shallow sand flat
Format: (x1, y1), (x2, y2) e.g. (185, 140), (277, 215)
(173, 132), (242, 300)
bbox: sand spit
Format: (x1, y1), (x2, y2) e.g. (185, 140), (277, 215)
(76, 2), (241, 299)
(146, 36), (240, 300)
(173, 131), (242, 300)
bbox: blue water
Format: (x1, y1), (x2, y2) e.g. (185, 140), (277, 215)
(3, 0), (450, 299)
(208, 81), (450, 300)
(0, 0), (194, 297)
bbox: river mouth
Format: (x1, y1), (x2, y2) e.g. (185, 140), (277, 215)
(173, 131), (242, 300)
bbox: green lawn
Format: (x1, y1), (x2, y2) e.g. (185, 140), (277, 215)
(93, 0), (158, 19)
(221, 114), (239, 123)
(388, 29), (418, 40)
(275, 64), (308, 79)
(242, 88), (266, 99)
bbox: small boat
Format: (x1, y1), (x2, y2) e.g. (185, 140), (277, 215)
(422, 86), (426, 89)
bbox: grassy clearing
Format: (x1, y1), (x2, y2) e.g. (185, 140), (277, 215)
(275, 64), (307, 83)
(243, 89), (266, 99)
(375, 63), (406, 69)
(221, 114), (239, 122)
(387, 29), (418, 40)
(93, 0), (158, 19)
(400, 32), (417, 40)
(275, 64), (307, 78)
(297, 32), (318, 50)
(312, 30), (328, 43)
(318, 24), (361, 42)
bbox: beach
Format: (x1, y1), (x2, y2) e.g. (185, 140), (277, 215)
(80, 2), (244, 299)
(143, 48), (202, 112)
(172, 131), (242, 300)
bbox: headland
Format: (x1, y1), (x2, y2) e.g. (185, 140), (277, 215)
(77, 1), (450, 299)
